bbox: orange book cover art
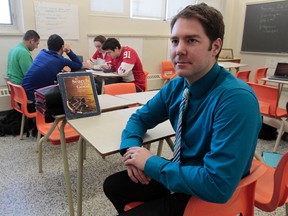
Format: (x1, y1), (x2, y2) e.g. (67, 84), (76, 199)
(64, 76), (97, 114)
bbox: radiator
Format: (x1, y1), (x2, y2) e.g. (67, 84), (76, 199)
(147, 74), (164, 91)
(0, 87), (11, 112)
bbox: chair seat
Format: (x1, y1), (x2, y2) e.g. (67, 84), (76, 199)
(252, 153), (288, 213)
(261, 106), (288, 119)
(38, 121), (79, 145)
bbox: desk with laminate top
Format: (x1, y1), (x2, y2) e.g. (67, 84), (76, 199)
(218, 62), (247, 71)
(68, 107), (175, 215)
(49, 94), (138, 216)
(115, 90), (159, 105)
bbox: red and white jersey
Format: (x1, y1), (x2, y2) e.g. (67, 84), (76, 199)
(89, 50), (112, 65)
(112, 46), (145, 91)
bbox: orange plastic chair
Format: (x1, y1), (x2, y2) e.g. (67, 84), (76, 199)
(248, 82), (288, 152)
(161, 60), (177, 85)
(6, 81), (36, 140)
(103, 83), (136, 96)
(124, 164), (267, 216)
(236, 70), (251, 82)
(36, 110), (80, 173)
(254, 67), (268, 85)
(252, 153), (288, 215)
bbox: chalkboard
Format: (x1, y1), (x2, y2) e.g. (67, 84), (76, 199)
(241, 1), (288, 54)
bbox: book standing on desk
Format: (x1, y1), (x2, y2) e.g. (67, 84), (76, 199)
(57, 72), (101, 120)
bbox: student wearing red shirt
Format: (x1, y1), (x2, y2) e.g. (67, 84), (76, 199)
(83, 35), (112, 70)
(102, 38), (146, 92)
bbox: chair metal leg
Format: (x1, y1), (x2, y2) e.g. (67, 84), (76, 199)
(36, 131), (41, 153)
(38, 119), (59, 173)
(83, 140), (87, 160)
(38, 136), (44, 173)
(20, 114), (25, 140)
(254, 152), (264, 162)
(145, 143), (151, 150)
(273, 120), (285, 152)
(285, 203), (288, 216)
(165, 137), (174, 152)
(156, 140), (164, 156)
(59, 118), (75, 216)
(77, 136), (84, 216)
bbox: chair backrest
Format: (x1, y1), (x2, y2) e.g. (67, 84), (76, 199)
(247, 82), (279, 116)
(161, 60), (176, 79)
(254, 67), (268, 84)
(103, 83), (136, 96)
(183, 164), (267, 216)
(236, 70), (251, 82)
(6, 81), (35, 118)
(253, 152), (288, 212)
(144, 70), (149, 92)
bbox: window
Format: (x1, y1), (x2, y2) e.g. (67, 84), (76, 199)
(132, 0), (166, 20)
(90, 0), (223, 21)
(0, 0), (22, 32)
(0, 0), (12, 24)
(90, 0), (130, 17)
(166, 0), (197, 20)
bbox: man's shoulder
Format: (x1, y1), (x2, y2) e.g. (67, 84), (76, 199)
(10, 43), (29, 54)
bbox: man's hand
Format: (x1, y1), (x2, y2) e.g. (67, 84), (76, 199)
(124, 147), (153, 170)
(99, 64), (110, 70)
(62, 66), (71, 72)
(126, 165), (151, 184)
(82, 61), (93, 69)
(63, 44), (71, 54)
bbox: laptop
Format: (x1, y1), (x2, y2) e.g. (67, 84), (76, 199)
(268, 63), (288, 81)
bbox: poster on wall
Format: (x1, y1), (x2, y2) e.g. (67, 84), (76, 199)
(34, 1), (79, 40)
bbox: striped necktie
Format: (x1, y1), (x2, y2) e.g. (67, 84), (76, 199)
(172, 88), (190, 162)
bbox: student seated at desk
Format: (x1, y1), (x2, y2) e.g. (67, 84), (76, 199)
(101, 38), (146, 92)
(22, 34), (82, 110)
(82, 35), (112, 70)
(6, 30), (40, 84)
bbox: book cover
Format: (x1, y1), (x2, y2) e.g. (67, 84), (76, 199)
(57, 72), (101, 120)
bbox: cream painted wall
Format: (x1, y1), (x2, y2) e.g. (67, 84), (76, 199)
(1, 0), (287, 87)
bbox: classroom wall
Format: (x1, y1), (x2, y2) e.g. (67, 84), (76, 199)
(1, 0), (288, 88)
(223, 0), (288, 77)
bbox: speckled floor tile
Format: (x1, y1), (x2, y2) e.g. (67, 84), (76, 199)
(0, 117), (287, 215)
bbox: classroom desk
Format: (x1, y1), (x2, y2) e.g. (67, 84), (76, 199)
(87, 70), (120, 94)
(218, 62), (247, 71)
(261, 77), (288, 96)
(115, 90), (159, 105)
(43, 94), (137, 216)
(68, 107), (175, 215)
(98, 94), (137, 111)
(218, 58), (241, 63)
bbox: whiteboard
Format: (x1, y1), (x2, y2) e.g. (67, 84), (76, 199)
(34, 1), (79, 40)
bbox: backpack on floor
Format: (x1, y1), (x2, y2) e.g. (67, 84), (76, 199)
(0, 109), (23, 136)
(258, 123), (278, 140)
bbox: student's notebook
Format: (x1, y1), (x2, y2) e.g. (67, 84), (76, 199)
(268, 62), (288, 81)
(57, 72), (101, 120)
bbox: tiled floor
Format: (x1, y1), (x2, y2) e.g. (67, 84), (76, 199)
(0, 131), (287, 215)
(0, 89), (287, 216)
